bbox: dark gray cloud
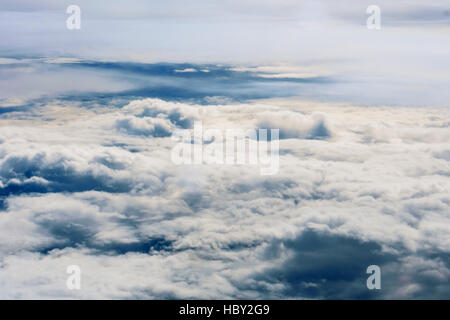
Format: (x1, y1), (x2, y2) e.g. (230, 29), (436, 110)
(248, 231), (450, 299)
(0, 153), (134, 196)
(251, 230), (396, 299)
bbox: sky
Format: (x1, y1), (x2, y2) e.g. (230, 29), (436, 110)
(0, 1), (449, 299)
(1, 0), (449, 107)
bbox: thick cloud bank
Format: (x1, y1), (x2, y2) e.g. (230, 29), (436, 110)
(0, 98), (449, 299)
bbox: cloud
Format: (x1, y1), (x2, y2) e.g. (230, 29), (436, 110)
(0, 97), (449, 299)
(257, 111), (332, 139)
(175, 68), (197, 73)
(115, 117), (175, 137)
(250, 230), (396, 299)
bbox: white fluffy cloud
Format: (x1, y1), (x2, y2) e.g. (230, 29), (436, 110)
(0, 98), (448, 299)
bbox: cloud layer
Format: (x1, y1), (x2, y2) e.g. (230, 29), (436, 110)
(0, 97), (449, 299)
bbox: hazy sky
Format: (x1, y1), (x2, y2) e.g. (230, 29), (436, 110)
(0, 0), (449, 62)
(1, 1), (449, 107)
